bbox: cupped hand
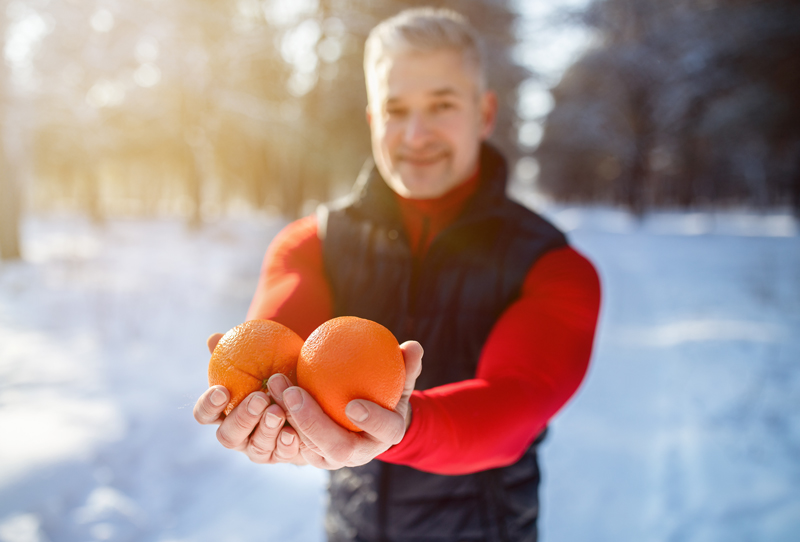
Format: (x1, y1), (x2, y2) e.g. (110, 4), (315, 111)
(267, 340), (423, 470)
(192, 332), (307, 466)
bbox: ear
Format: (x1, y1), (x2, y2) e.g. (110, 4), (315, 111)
(479, 90), (498, 140)
(366, 105), (372, 126)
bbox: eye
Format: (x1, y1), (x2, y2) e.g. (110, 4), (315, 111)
(432, 101), (455, 113)
(385, 105), (408, 118)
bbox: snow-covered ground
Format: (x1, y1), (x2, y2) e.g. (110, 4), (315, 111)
(0, 206), (798, 542)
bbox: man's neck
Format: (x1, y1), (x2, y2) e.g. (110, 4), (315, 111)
(393, 165), (481, 257)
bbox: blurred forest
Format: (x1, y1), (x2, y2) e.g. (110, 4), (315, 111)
(1, 0), (799, 262)
(536, 0), (800, 215)
(0, 0), (526, 261)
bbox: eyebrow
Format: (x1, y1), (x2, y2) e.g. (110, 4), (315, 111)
(385, 87), (462, 105)
(431, 87), (459, 97)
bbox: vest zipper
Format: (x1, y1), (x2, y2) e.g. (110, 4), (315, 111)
(377, 463), (391, 542)
(405, 216), (430, 337)
(416, 215), (431, 256)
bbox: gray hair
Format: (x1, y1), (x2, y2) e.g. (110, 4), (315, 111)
(364, 8), (487, 101)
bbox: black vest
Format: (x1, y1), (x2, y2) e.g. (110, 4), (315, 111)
(319, 144), (567, 542)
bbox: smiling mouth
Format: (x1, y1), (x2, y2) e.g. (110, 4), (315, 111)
(400, 153), (446, 166)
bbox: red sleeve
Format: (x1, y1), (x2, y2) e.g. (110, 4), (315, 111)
(378, 246), (601, 475)
(246, 215), (333, 340)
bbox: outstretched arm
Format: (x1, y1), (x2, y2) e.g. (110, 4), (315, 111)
(246, 215), (332, 339)
(378, 246), (601, 474)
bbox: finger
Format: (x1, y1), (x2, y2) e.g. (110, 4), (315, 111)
(207, 333), (224, 354)
(292, 423), (324, 456)
(268, 374), (326, 455)
(266, 373), (292, 404)
(268, 374), (326, 456)
(393, 341), (424, 429)
(345, 400), (406, 445)
(399, 341), (424, 391)
(279, 386), (359, 465)
(300, 446), (335, 470)
(246, 404), (286, 462)
(194, 386), (229, 425)
(274, 426), (300, 460)
(216, 391), (269, 450)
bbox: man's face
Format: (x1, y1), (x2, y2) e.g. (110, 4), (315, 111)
(367, 49), (497, 199)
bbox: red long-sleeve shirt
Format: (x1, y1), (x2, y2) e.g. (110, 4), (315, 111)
(246, 186), (601, 475)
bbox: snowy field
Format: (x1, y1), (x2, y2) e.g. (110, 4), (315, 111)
(0, 205), (798, 542)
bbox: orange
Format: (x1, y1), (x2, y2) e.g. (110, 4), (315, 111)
(297, 316), (405, 432)
(208, 319), (303, 416)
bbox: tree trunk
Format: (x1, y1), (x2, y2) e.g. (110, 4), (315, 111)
(0, 9), (20, 261)
(0, 144), (21, 260)
(625, 87), (651, 216)
(185, 142), (203, 228)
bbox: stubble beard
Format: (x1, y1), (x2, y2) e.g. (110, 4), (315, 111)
(395, 153), (455, 199)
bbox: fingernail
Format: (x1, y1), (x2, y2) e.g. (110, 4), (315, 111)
(247, 395), (268, 416)
(346, 401), (369, 423)
(265, 412), (282, 429)
(267, 374), (290, 399)
(210, 388), (227, 407)
(283, 388), (303, 412)
(280, 431), (295, 445)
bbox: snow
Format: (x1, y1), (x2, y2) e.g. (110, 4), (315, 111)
(1, 207), (799, 541)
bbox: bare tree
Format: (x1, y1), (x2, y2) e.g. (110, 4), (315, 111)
(537, 0), (800, 213)
(0, 8), (21, 260)
(21, 0), (530, 222)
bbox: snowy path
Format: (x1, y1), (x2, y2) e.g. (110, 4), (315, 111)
(0, 209), (798, 542)
(536, 209), (800, 542)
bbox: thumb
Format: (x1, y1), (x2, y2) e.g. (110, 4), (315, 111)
(207, 333), (224, 354)
(399, 341), (423, 395)
(346, 399), (406, 445)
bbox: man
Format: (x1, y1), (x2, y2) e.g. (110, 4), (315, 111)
(194, 8), (601, 542)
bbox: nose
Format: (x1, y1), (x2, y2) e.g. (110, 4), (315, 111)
(403, 111), (432, 147)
